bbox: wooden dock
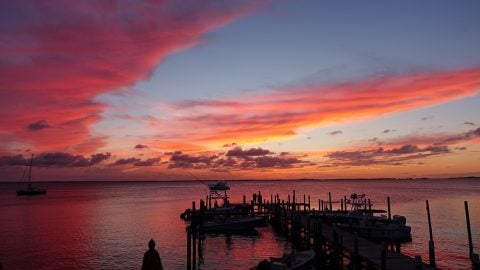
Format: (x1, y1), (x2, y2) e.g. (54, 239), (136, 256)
(259, 197), (434, 270)
(184, 190), (479, 270)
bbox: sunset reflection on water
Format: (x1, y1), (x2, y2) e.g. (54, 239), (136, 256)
(0, 179), (478, 269)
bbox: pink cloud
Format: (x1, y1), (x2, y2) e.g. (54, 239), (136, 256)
(0, 0), (264, 154)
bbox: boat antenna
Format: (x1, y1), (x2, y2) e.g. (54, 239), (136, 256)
(187, 172), (209, 194)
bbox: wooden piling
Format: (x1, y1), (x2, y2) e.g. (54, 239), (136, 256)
(328, 192), (332, 212)
(415, 255), (423, 270)
(187, 226), (192, 270)
(472, 254), (480, 270)
(381, 242), (387, 270)
(192, 227), (196, 269)
(353, 233), (359, 270)
(425, 200), (436, 267)
(387, 196), (391, 222)
(465, 201), (474, 260)
(339, 235), (344, 269)
(198, 200), (204, 264)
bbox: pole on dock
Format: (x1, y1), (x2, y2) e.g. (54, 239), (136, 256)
(465, 201), (474, 260)
(387, 197), (391, 222)
(353, 233), (359, 270)
(328, 192), (332, 212)
(381, 241), (387, 270)
(303, 194), (307, 212)
(472, 254), (480, 270)
(198, 200), (204, 264)
(187, 226), (192, 270)
(192, 220), (197, 268)
(415, 256), (423, 270)
(425, 200), (436, 267)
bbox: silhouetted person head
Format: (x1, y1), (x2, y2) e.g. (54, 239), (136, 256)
(142, 239), (163, 270)
(148, 239), (155, 250)
(256, 259), (271, 270)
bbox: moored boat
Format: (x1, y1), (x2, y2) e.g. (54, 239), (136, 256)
(201, 216), (264, 232)
(252, 250), (315, 270)
(309, 193), (412, 242)
(16, 154), (47, 196)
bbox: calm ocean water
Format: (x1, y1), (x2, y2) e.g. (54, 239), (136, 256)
(0, 179), (479, 270)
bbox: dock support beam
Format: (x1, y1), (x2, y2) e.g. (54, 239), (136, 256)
(415, 255), (423, 270)
(328, 192), (332, 212)
(465, 201), (474, 261)
(426, 200), (436, 267)
(381, 241), (387, 270)
(352, 233), (358, 270)
(387, 196), (391, 222)
(187, 226), (192, 270)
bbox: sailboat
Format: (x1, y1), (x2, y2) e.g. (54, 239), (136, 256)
(16, 154), (47, 196)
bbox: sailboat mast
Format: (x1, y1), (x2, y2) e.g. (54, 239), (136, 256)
(28, 154), (33, 188)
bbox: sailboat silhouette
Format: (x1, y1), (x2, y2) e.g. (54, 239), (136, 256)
(16, 154), (47, 196)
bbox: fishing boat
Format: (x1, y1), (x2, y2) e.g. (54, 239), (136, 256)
(335, 214), (411, 242)
(252, 250), (316, 270)
(201, 216), (265, 232)
(16, 154), (47, 196)
(208, 181), (230, 191)
(310, 193), (411, 242)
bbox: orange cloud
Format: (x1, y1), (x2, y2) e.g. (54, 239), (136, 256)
(154, 68), (480, 146)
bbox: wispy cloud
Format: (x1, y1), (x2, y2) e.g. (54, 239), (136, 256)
(328, 130), (343, 136)
(27, 120), (51, 131)
(387, 128), (480, 147)
(134, 144), (149, 150)
(421, 115), (435, 121)
(0, 152), (111, 167)
(324, 144), (450, 167)
(226, 147), (273, 157)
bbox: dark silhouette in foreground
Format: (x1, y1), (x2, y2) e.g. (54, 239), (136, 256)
(142, 239), (163, 270)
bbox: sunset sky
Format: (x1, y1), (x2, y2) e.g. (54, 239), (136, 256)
(1, 0), (480, 181)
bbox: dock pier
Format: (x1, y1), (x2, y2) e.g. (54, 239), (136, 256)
(184, 190), (478, 270)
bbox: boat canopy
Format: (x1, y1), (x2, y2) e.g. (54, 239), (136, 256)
(208, 181), (230, 191)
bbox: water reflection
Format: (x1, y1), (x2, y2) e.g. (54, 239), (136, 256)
(0, 179), (478, 269)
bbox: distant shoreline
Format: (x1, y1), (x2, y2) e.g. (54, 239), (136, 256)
(1, 176), (479, 183)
